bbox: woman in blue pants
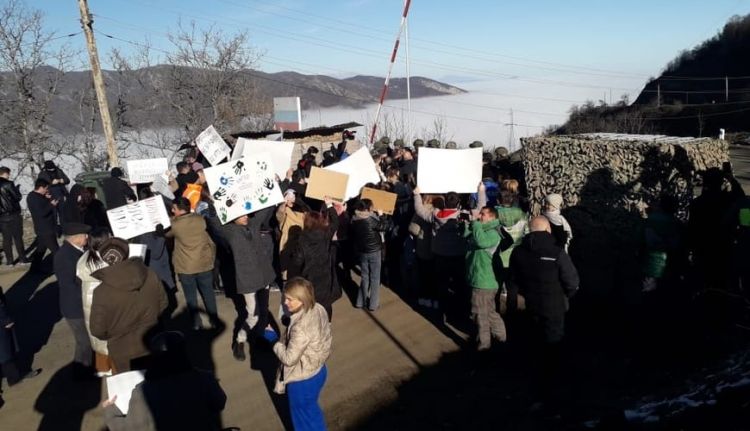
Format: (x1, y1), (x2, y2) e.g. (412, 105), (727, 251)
(264, 277), (332, 430)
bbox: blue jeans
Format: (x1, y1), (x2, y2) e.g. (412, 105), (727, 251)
(179, 271), (218, 318)
(287, 366), (328, 431)
(357, 251), (382, 310)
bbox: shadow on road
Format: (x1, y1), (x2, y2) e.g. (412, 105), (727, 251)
(34, 363), (101, 431)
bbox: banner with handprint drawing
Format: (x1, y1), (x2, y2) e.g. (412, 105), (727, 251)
(203, 153), (284, 224)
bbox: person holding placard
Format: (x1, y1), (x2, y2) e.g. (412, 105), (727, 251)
(351, 199), (391, 311)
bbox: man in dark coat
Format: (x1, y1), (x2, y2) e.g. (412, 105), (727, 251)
(0, 167), (28, 265)
(27, 178), (60, 271)
(53, 222), (92, 378)
(221, 207), (276, 361)
(37, 160), (70, 233)
(507, 216), (579, 344)
(101, 167), (136, 209)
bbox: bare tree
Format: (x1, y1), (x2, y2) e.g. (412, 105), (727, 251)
(0, 0), (75, 179)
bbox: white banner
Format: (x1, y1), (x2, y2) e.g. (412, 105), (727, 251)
(417, 147), (482, 193)
(325, 147), (381, 200)
(203, 154), (284, 224)
(231, 138), (295, 179)
(125, 158), (168, 184)
(195, 125), (231, 166)
(106, 196), (171, 240)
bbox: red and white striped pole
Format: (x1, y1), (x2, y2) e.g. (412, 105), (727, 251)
(369, 0), (412, 147)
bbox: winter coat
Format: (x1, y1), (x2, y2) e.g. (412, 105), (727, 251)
(409, 203), (434, 260)
(288, 229), (342, 311)
(102, 176), (136, 209)
(131, 232), (175, 289)
(463, 219), (501, 290)
(53, 241), (85, 319)
(507, 231), (579, 342)
(495, 205), (528, 267)
(61, 184), (85, 226)
(76, 251), (109, 355)
(90, 258), (168, 372)
(351, 210), (390, 254)
(37, 168), (70, 200)
(273, 303), (332, 394)
(414, 189), (486, 257)
(0, 177), (22, 218)
(104, 369), (226, 431)
(83, 199), (109, 231)
(277, 205), (306, 274)
(165, 213), (215, 275)
(27, 191), (56, 235)
(221, 207), (276, 294)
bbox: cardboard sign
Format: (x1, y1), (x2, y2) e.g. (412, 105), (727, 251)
(203, 154), (284, 224)
(231, 138), (295, 178)
(417, 147), (482, 193)
(361, 187), (397, 215)
(126, 158), (168, 184)
(195, 125), (231, 166)
(305, 166), (348, 202)
(106, 196), (171, 240)
(324, 147), (380, 200)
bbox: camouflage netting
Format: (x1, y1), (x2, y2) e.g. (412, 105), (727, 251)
(520, 133), (729, 299)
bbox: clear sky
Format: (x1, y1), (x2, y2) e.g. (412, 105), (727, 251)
(18, 0), (750, 146)
(27, 0), (750, 83)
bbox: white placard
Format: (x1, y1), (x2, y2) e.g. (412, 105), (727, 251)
(106, 196), (171, 240)
(417, 147), (483, 193)
(106, 370), (145, 415)
(128, 243), (147, 260)
(203, 154), (284, 224)
(195, 125), (231, 166)
(151, 174), (175, 200)
(125, 158), (168, 184)
(324, 147), (381, 200)
(231, 138), (295, 178)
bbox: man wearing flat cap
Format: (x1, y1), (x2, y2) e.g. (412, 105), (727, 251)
(53, 222), (93, 379)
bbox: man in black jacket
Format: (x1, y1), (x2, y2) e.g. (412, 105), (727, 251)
(27, 178), (59, 270)
(101, 167), (136, 209)
(37, 160), (70, 234)
(508, 216), (579, 344)
(0, 167), (28, 265)
(53, 222), (92, 378)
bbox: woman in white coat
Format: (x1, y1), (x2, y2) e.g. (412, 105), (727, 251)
(76, 228), (114, 376)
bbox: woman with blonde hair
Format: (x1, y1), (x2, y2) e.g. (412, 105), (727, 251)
(263, 277), (332, 431)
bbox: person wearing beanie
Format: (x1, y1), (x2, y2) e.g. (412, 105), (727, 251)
(90, 237), (167, 373)
(101, 167), (136, 209)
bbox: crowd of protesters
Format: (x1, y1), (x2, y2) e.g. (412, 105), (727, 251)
(0, 132), (748, 429)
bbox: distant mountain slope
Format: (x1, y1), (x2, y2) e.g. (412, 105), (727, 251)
(554, 14), (750, 138)
(0, 66), (465, 135)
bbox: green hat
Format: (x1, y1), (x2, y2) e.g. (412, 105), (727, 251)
(379, 136), (391, 145)
(494, 146), (509, 158)
(413, 139), (424, 148)
(427, 139), (440, 148)
(393, 139), (405, 148)
(469, 140), (483, 148)
(445, 141), (457, 149)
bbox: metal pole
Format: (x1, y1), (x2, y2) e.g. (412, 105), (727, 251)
(405, 0), (412, 145)
(78, 0), (119, 168)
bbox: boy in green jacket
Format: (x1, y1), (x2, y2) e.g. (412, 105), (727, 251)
(464, 206), (507, 351)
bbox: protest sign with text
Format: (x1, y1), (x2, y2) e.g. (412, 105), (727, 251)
(195, 125), (231, 166)
(106, 196), (171, 240)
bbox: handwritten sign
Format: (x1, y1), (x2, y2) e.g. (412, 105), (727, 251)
(195, 125), (231, 166)
(361, 187), (397, 215)
(203, 153), (284, 224)
(126, 158), (168, 184)
(325, 147), (381, 200)
(231, 138), (295, 178)
(151, 173), (174, 200)
(106, 196), (171, 240)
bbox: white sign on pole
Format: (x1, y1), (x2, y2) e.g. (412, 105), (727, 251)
(325, 147), (381, 200)
(126, 158), (168, 184)
(203, 153), (284, 224)
(417, 147), (482, 194)
(231, 138), (295, 178)
(106, 196), (171, 240)
(195, 125), (231, 166)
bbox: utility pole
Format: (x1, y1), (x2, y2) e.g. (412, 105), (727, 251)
(78, 0), (119, 168)
(506, 109), (516, 151)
